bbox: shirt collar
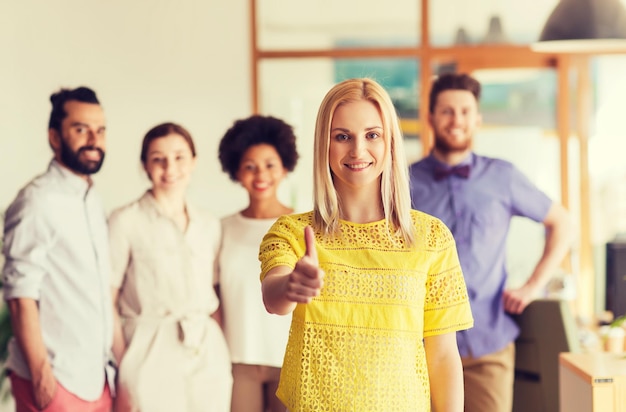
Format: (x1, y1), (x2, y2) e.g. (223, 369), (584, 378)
(426, 151), (474, 169)
(138, 190), (197, 223)
(48, 159), (92, 196)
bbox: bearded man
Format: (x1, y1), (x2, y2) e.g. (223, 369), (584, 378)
(409, 73), (572, 412)
(2, 87), (119, 411)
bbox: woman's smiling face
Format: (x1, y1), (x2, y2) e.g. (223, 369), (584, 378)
(328, 99), (386, 193)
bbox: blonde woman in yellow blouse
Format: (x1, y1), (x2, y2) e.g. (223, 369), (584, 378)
(259, 78), (474, 412)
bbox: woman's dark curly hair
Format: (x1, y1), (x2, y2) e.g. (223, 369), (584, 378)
(218, 115), (299, 181)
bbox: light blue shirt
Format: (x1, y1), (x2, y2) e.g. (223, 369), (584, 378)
(409, 152), (552, 358)
(2, 159), (114, 401)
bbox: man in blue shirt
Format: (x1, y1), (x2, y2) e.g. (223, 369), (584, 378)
(409, 73), (572, 412)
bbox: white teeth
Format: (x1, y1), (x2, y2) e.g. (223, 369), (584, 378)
(346, 163), (370, 170)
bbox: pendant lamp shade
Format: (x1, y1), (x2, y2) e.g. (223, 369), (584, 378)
(532, 0), (626, 53)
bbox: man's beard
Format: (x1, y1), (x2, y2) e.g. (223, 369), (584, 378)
(59, 137), (105, 175)
(433, 131), (472, 154)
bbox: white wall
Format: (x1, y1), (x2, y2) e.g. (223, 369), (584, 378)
(0, 0), (252, 218)
(0, 3), (251, 407)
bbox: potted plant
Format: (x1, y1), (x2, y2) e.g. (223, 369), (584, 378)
(0, 212), (12, 400)
(599, 314), (626, 353)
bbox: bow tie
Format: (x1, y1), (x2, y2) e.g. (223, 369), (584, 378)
(433, 164), (471, 181)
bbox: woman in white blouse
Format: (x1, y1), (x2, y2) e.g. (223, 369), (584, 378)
(109, 122), (232, 412)
(217, 115), (299, 412)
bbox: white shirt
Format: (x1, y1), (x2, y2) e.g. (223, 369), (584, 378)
(2, 160), (114, 401)
(218, 212), (291, 367)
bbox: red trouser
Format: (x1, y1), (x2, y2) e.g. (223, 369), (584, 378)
(10, 372), (112, 412)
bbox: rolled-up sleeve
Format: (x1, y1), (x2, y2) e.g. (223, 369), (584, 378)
(2, 193), (50, 301)
(509, 165), (552, 221)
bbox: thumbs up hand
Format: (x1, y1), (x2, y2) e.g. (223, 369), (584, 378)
(285, 226), (324, 304)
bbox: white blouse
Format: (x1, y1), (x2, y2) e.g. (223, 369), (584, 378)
(109, 192), (221, 319)
(218, 212), (291, 367)
(109, 191), (231, 412)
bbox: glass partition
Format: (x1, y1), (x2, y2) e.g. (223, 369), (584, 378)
(259, 58), (421, 211)
(588, 56), (626, 314)
(257, 0), (421, 50)
(429, 0), (558, 47)
(251, 0), (626, 333)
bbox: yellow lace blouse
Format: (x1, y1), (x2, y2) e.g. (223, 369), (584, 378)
(259, 211), (473, 412)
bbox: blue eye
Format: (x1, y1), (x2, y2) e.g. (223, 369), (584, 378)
(335, 133), (349, 141)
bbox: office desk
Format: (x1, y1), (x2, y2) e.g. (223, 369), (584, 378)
(559, 352), (626, 412)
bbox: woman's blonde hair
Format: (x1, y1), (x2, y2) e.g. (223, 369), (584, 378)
(312, 78), (415, 246)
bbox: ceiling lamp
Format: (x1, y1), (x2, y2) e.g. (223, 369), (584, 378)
(531, 0), (626, 53)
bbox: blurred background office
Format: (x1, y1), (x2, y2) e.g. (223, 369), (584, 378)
(2, 0), (626, 410)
